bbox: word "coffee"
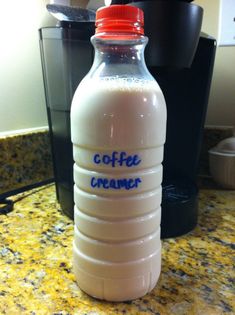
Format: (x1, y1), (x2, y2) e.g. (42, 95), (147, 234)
(93, 151), (141, 168)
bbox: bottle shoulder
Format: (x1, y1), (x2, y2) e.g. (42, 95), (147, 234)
(71, 77), (166, 122)
(71, 77), (166, 148)
(72, 76), (166, 117)
(73, 76), (163, 100)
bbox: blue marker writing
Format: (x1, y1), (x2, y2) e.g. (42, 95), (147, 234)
(93, 151), (141, 168)
(91, 177), (142, 190)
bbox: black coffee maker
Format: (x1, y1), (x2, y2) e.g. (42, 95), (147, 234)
(39, 0), (216, 238)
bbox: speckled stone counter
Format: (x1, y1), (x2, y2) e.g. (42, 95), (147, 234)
(0, 130), (53, 195)
(0, 185), (234, 315)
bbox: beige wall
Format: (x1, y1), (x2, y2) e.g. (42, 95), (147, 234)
(0, 0), (234, 135)
(0, 0), (55, 134)
(195, 0), (235, 127)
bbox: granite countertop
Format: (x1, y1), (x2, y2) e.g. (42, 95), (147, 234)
(0, 184), (234, 315)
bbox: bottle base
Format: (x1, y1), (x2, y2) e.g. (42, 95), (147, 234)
(73, 244), (161, 302)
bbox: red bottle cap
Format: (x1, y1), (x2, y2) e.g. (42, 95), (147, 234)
(95, 5), (144, 36)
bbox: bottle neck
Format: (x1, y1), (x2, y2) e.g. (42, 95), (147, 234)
(88, 34), (151, 80)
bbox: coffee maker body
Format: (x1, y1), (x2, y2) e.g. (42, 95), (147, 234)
(39, 1), (216, 238)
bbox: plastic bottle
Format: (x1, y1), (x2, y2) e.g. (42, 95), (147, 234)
(71, 5), (166, 301)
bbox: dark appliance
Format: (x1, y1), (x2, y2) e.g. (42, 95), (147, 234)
(152, 36), (216, 238)
(130, 0), (216, 237)
(39, 22), (94, 218)
(39, 1), (216, 238)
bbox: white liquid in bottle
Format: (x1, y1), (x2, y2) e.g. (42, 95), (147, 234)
(71, 4), (166, 302)
(71, 78), (166, 301)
